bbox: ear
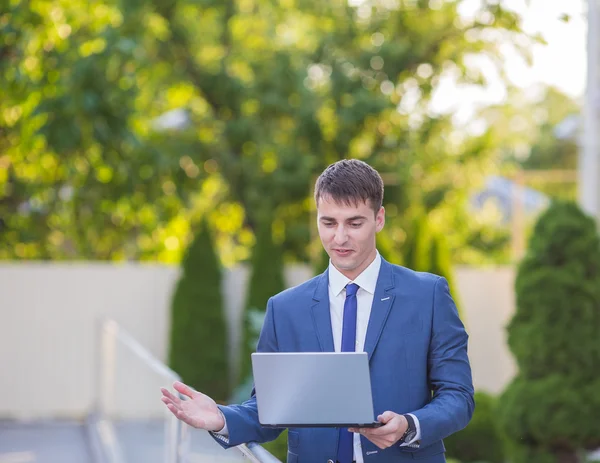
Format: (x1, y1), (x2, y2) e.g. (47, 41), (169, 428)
(375, 207), (385, 232)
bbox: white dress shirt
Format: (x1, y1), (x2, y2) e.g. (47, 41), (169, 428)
(216, 251), (421, 459)
(328, 251), (420, 463)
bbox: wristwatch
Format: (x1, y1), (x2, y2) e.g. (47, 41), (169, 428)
(398, 414), (417, 445)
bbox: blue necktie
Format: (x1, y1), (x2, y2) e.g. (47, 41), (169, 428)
(337, 283), (359, 463)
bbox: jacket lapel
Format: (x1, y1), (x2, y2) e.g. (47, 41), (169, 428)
(310, 270), (335, 352)
(364, 258), (396, 361)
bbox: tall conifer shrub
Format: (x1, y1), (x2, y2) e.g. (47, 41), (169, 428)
(169, 220), (229, 402)
(498, 202), (600, 463)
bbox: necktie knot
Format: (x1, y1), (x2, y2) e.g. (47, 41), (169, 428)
(346, 283), (359, 297)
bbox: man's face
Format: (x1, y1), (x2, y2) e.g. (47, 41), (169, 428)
(317, 195), (385, 280)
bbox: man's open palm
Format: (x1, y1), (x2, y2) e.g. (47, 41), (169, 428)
(160, 381), (225, 432)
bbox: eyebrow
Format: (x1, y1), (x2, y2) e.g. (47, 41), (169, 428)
(319, 215), (368, 222)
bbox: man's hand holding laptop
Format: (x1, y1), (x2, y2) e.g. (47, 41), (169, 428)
(160, 381), (225, 432)
(349, 411), (409, 450)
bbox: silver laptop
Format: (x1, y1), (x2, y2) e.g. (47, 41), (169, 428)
(251, 352), (382, 428)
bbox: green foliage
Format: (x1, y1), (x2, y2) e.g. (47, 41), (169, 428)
(376, 228), (403, 265)
(401, 212), (461, 311)
(483, 87), (580, 172)
(1, 0), (532, 267)
(0, 0), (200, 261)
(497, 201), (600, 463)
(402, 213), (431, 271)
(479, 86), (580, 203)
(229, 308), (265, 403)
(168, 220), (230, 402)
(233, 306), (288, 460)
(230, 294), (291, 463)
(444, 392), (504, 463)
(240, 218), (285, 382)
(262, 429), (289, 462)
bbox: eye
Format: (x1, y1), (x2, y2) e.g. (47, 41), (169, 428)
(323, 221), (335, 227)
(350, 222), (362, 228)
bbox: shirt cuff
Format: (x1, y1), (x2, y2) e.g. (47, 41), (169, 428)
(399, 413), (421, 447)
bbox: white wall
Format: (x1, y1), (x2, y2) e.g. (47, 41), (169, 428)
(0, 263), (178, 419)
(454, 267), (517, 394)
(0, 263), (515, 419)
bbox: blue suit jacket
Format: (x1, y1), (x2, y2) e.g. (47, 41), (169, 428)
(214, 258), (474, 463)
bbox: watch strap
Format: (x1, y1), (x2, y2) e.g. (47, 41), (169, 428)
(398, 413), (416, 445)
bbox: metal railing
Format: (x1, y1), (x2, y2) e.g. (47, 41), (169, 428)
(92, 317), (281, 463)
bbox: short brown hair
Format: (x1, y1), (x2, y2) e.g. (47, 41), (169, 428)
(314, 159), (384, 213)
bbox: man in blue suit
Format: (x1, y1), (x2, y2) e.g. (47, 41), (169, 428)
(161, 159), (474, 462)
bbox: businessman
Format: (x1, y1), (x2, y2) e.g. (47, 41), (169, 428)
(161, 159), (474, 463)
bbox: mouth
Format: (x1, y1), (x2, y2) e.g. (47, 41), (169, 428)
(332, 249), (354, 257)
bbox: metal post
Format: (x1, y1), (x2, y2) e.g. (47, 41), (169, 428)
(580, 0), (600, 224)
(100, 319), (118, 418)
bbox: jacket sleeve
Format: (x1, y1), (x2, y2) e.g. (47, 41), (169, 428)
(211, 296), (285, 448)
(411, 277), (475, 447)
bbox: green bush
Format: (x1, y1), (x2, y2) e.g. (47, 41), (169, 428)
(497, 201), (600, 463)
(263, 429), (289, 461)
(229, 309), (265, 403)
(239, 218), (285, 383)
(235, 220), (289, 460)
(444, 391), (504, 463)
(168, 220), (230, 402)
(230, 308), (288, 462)
(402, 213), (461, 313)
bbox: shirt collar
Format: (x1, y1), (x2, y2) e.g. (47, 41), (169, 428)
(328, 251), (382, 297)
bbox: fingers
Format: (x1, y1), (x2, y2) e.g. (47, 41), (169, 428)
(173, 381), (198, 399)
(354, 428), (378, 438)
(350, 428), (396, 449)
(161, 395), (179, 410)
(356, 425), (389, 437)
(366, 437), (393, 449)
(348, 429), (393, 449)
(351, 412), (407, 449)
(371, 411), (401, 435)
(164, 403), (180, 417)
(378, 411), (395, 423)
(348, 426), (384, 436)
(161, 387), (182, 405)
(164, 402), (205, 429)
(353, 413), (400, 437)
(161, 387), (181, 412)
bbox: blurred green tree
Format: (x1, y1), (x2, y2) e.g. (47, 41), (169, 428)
(444, 391), (505, 463)
(168, 219), (230, 402)
(2, 0), (532, 268)
(481, 86), (579, 171)
(149, 0), (533, 391)
(401, 211), (461, 311)
(240, 216), (285, 382)
(497, 201), (600, 463)
(0, 0), (205, 261)
(479, 86), (580, 202)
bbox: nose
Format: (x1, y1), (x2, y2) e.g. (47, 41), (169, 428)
(333, 225), (348, 245)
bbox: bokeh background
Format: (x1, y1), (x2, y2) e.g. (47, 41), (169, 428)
(1, 0), (599, 462)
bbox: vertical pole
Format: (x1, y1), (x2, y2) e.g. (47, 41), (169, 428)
(580, 0), (600, 224)
(99, 319), (117, 419)
(164, 414), (181, 463)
